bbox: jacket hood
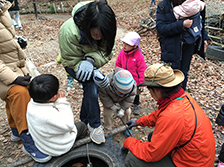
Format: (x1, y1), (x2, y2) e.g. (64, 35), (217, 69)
(73, 4), (89, 45)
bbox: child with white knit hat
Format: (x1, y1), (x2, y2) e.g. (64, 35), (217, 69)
(99, 67), (137, 140)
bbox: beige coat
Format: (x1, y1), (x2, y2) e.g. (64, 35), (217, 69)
(0, 0), (28, 100)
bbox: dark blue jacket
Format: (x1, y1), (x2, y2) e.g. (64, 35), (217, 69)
(156, 0), (207, 69)
(7, 0), (19, 11)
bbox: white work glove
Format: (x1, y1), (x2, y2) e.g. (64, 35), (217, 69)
(111, 104), (120, 112)
(93, 69), (109, 88)
(116, 108), (125, 118)
(76, 57), (95, 82)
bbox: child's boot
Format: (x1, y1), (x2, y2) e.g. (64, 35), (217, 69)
(67, 75), (74, 91)
(20, 130), (52, 163)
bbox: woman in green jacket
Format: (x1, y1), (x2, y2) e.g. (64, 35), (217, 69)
(58, 0), (116, 144)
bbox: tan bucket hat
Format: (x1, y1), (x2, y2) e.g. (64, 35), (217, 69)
(139, 63), (184, 87)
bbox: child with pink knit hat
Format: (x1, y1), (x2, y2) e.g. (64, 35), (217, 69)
(115, 31), (147, 115)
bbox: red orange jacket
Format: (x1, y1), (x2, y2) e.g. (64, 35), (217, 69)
(123, 92), (215, 167)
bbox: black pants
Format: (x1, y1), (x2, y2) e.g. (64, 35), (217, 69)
(180, 43), (195, 90)
(125, 132), (176, 167)
(133, 95), (139, 105)
(75, 121), (88, 140)
(219, 143), (224, 162)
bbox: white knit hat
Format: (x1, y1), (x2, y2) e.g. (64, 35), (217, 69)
(114, 70), (134, 94)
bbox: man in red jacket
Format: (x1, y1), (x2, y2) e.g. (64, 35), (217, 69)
(123, 63), (215, 167)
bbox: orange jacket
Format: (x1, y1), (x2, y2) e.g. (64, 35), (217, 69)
(124, 93), (215, 167)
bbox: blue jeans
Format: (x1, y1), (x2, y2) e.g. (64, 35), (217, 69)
(9, 10), (22, 28)
(180, 43), (195, 90)
(65, 67), (101, 128)
(150, 0), (156, 6)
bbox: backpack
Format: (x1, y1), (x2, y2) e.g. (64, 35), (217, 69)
(182, 12), (202, 44)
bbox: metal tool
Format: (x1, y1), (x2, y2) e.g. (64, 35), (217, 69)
(118, 115), (132, 137)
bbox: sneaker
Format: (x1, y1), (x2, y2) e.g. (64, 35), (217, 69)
(89, 125), (105, 144)
(11, 133), (21, 142)
(22, 146), (52, 163)
(67, 76), (74, 88)
(106, 136), (113, 141)
(20, 131), (52, 163)
(218, 161), (224, 167)
(14, 25), (18, 29)
(87, 123), (94, 132)
(10, 128), (21, 142)
(133, 104), (139, 115)
(19, 27), (23, 31)
(124, 129), (132, 137)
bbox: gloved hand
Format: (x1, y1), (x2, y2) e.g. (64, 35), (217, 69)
(111, 104), (120, 112)
(76, 57), (95, 82)
(117, 108), (125, 118)
(17, 36), (27, 49)
(126, 118), (137, 129)
(12, 74), (31, 86)
(93, 69), (109, 88)
(121, 146), (129, 154)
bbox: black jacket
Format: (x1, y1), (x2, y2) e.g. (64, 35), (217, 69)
(7, 0), (19, 11)
(216, 105), (224, 126)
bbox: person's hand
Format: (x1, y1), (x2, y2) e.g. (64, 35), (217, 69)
(183, 19), (193, 28)
(117, 108), (125, 118)
(12, 74), (31, 86)
(121, 146), (129, 154)
(111, 104), (120, 112)
(58, 89), (68, 98)
(93, 69), (109, 88)
(126, 118), (137, 129)
(76, 58), (95, 82)
(218, 125), (224, 132)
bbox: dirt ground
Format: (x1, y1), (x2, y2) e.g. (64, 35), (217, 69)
(0, 0), (224, 166)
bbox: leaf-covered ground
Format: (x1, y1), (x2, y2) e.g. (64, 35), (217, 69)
(0, 0), (224, 166)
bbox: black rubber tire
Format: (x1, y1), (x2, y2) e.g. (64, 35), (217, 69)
(206, 45), (224, 61)
(32, 141), (126, 167)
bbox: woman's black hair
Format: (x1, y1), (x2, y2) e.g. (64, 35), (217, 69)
(80, 1), (117, 57)
(29, 74), (59, 103)
(147, 83), (182, 99)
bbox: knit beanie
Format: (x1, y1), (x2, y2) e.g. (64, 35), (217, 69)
(114, 70), (134, 94)
(121, 31), (142, 53)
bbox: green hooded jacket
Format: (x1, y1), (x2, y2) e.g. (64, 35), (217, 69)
(58, 1), (114, 72)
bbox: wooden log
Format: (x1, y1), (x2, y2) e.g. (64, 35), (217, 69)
(7, 157), (33, 167)
(7, 125), (128, 167)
